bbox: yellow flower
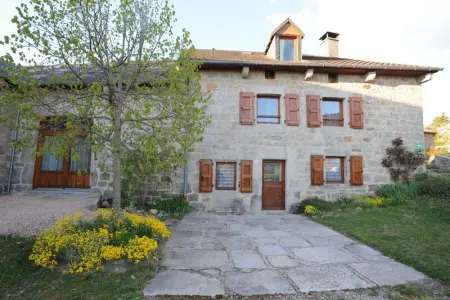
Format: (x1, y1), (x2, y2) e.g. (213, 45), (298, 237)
(124, 236), (158, 262)
(304, 205), (319, 215)
(101, 245), (124, 261)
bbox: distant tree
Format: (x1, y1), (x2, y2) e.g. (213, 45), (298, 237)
(381, 137), (424, 183)
(428, 112), (450, 131)
(0, 0), (210, 211)
(427, 113), (450, 156)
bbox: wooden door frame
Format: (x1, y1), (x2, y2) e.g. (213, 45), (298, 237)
(33, 130), (67, 189)
(33, 130), (91, 189)
(262, 159), (286, 210)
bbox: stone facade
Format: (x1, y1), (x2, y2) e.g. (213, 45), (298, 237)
(2, 69), (425, 213)
(183, 70), (424, 211)
(0, 123), (11, 193)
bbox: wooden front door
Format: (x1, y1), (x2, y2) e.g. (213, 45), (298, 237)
(262, 160), (285, 210)
(33, 134), (91, 189)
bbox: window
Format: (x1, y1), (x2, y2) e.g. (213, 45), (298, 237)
(216, 162), (236, 190)
(263, 162), (282, 181)
(325, 157), (344, 183)
(265, 70), (275, 79)
(257, 95), (280, 123)
(280, 37), (295, 61)
(328, 73), (338, 83)
(322, 99), (343, 126)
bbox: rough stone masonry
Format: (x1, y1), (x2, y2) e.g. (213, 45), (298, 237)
(182, 70), (424, 211)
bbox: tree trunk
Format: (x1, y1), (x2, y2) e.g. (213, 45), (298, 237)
(112, 103), (122, 212)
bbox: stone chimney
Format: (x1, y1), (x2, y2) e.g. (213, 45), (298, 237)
(319, 32), (340, 57)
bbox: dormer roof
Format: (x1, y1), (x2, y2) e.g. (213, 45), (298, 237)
(264, 18), (305, 54)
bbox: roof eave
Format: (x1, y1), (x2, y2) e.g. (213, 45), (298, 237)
(195, 59), (443, 75)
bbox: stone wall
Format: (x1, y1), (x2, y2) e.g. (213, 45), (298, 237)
(184, 70), (424, 211)
(0, 123), (11, 192)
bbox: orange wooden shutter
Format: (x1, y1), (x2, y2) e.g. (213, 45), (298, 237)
(349, 97), (363, 129)
(350, 156), (363, 186)
(306, 95), (321, 127)
(240, 160), (253, 193)
(239, 92), (254, 125)
(310, 155), (324, 185)
(285, 93), (300, 126)
(199, 159), (213, 192)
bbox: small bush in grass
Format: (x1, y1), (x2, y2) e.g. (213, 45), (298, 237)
(414, 172), (429, 182)
(378, 182), (418, 205)
(417, 176), (450, 198)
(156, 194), (189, 218)
(298, 198), (336, 213)
(304, 205), (319, 215)
(353, 195), (392, 208)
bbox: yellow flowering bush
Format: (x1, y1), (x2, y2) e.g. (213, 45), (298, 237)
(354, 196), (392, 208)
(124, 236), (158, 263)
(29, 209), (170, 274)
(304, 205), (319, 215)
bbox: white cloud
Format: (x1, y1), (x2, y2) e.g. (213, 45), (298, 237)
(266, 0), (450, 125)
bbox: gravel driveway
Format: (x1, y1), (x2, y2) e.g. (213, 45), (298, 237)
(0, 189), (98, 237)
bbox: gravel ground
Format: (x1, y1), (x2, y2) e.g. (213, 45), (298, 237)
(0, 190), (98, 237)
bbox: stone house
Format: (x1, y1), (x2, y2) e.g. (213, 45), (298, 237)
(0, 18), (443, 212)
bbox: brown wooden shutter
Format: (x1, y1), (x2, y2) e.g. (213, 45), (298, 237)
(306, 95), (321, 127)
(199, 159), (213, 192)
(310, 155), (324, 186)
(285, 93), (300, 126)
(239, 92), (254, 125)
(350, 156), (363, 186)
(240, 160), (253, 193)
(349, 97), (363, 129)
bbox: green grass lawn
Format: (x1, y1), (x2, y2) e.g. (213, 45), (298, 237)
(311, 197), (450, 282)
(0, 236), (155, 300)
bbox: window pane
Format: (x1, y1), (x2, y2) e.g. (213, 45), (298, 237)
(41, 136), (63, 171)
(264, 163), (282, 181)
(322, 101), (341, 119)
(280, 38), (294, 61)
(257, 117), (279, 123)
(70, 138), (91, 172)
(258, 98), (278, 116)
(325, 158), (342, 182)
(217, 163), (235, 188)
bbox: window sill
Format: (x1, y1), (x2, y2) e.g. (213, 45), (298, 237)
(216, 187), (236, 191)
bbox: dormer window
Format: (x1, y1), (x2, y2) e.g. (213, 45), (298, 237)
(280, 37), (295, 61)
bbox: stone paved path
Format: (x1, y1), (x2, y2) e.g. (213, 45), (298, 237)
(144, 211), (427, 297)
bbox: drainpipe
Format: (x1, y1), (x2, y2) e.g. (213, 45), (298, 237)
(183, 147), (188, 201)
(7, 110), (20, 194)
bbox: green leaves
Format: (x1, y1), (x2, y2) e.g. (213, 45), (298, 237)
(2, 0), (209, 208)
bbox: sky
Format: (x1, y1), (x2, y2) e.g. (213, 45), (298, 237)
(0, 0), (448, 126)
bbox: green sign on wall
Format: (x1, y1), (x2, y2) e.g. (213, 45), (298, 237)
(415, 142), (425, 154)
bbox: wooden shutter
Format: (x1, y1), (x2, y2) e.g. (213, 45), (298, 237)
(199, 159), (213, 192)
(350, 156), (363, 186)
(240, 160), (253, 193)
(306, 95), (321, 127)
(285, 93), (300, 126)
(239, 92), (254, 125)
(349, 97), (363, 129)
(310, 155), (324, 186)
